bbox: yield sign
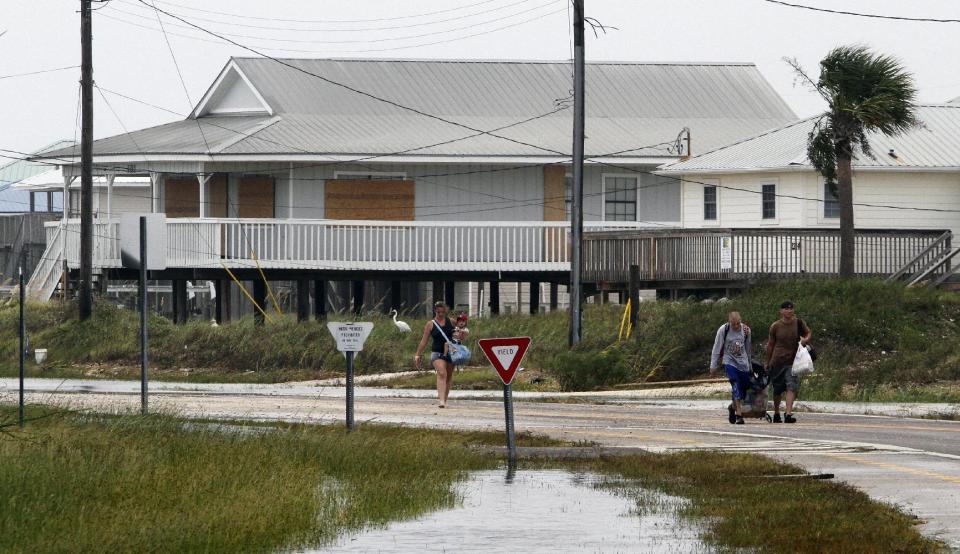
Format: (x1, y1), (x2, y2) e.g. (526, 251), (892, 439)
(478, 337), (531, 385)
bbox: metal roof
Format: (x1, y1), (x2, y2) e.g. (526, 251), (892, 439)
(45, 58), (796, 162)
(660, 104), (960, 173)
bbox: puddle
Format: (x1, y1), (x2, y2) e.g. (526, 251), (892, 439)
(311, 470), (706, 553)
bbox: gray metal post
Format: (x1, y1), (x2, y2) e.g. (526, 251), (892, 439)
(139, 216), (148, 415)
(569, 0), (585, 346)
(503, 384), (517, 464)
(18, 256), (25, 428)
(345, 350), (355, 432)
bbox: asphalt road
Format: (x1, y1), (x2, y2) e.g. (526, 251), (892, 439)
(4, 378), (960, 549)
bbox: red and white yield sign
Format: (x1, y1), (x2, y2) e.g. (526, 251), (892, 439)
(478, 337), (531, 385)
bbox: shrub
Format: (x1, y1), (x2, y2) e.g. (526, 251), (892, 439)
(548, 347), (633, 391)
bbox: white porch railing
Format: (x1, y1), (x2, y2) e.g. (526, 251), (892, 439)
(47, 219), (664, 272)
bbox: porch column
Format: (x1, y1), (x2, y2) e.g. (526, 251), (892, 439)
(313, 279), (327, 320)
(529, 281), (541, 315)
(253, 279), (267, 326)
(352, 280), (365, 315)
(149, 173), (161, 213)
(296, 279), (310, 323)
(549, 282), (559, 311)
(105, 173), (115, 220)
(196, 172), (211, 218)
(489, 281), (500, 316)
(62, 175), (75, 266)
(444, 281), (455, 310)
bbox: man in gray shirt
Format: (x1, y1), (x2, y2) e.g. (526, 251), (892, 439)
(710, 311), (752, 424)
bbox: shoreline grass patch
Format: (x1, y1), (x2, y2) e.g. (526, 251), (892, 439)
(0, 407), (944, 553)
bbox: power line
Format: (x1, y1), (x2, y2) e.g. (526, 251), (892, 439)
(148, 0), (504, 24)
(115, 0), (545, 33)
(101, 4), (568, 54)
(0, 65), (79, 80)
(762, 0), (960, 23)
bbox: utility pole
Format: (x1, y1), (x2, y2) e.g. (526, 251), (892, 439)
(79, 0), (94, 320)
(569, 0), (585, 346)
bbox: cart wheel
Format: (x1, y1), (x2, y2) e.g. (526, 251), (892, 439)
(764, 412), (772, 422)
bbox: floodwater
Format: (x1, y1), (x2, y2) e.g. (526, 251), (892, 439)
(313, 469), (707, 553)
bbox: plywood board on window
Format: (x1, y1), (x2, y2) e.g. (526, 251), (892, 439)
(164, 177), (199, 218)
(237, 176), (275, 218)
(209, 174), (228, 218)
(325, 179), (414, 220)
(543, 165), (566, 222)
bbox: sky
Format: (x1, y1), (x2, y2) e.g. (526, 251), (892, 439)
(1, 0), (959, 158)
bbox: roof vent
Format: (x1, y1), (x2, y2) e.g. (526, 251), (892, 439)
(888, 149), (898, 159)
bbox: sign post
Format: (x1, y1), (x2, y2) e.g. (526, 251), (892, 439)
(120, 213), (166, 416)
(18, 255), (25, 428)
(478, 337), (531, 465)
(327, 322), (374, 432)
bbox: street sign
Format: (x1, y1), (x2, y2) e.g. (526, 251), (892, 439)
(327, 322), (374, 352)
(479, 336), (531, 386)
(120, 213), (167, 271)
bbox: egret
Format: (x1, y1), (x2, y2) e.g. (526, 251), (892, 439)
(390, 309), (411, 333)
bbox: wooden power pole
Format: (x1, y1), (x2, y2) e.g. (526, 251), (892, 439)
(79, 0), (93, 320)
(569, 0), (585, 346)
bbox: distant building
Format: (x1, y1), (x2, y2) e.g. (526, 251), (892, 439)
(35, 57), (797, 317)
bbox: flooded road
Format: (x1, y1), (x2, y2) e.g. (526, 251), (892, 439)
(315, 470), (705, 554)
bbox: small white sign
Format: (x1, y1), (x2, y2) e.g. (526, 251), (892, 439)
(120, 213), (167, 270)
(327, 322), (374, 352)
(719, 236), (732, 271)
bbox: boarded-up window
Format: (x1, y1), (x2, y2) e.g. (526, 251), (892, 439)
(237, 176), (275, 218)
(209, 174), (228, 218)
(164, 177), (199, 218)
(325, 180), (414, 220)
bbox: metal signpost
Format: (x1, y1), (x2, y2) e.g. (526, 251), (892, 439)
(120, 214), (166, 415)
(478, 337), (532, 466)
(18, 257), (25, 428)
(326, 322), (374, 432)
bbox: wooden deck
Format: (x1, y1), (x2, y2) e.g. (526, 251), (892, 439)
(583, 228), (953, 287)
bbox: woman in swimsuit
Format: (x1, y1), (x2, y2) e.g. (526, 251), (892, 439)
(414, 301), (457, 408)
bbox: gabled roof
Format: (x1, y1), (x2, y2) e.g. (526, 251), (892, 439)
(45, 58), (796, 163)
(660, 104), (960, 174)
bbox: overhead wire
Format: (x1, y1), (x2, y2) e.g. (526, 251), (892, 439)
(761, 0), (960, 23)
(0, 65), (80, 81)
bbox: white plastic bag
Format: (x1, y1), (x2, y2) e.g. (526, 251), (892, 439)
(792, 344), (815, 376)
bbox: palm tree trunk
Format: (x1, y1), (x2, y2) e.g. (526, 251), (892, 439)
(836, 140), (855, 277)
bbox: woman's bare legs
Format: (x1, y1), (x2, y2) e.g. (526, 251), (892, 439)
(443, 362), (455, 403)
(433, 357), (448, 407)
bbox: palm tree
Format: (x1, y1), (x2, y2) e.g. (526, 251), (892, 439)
(788, 46), (918, 277)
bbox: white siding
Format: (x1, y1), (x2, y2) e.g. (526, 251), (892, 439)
(680, 169), (960, 237)
(681, 172), (806, 228)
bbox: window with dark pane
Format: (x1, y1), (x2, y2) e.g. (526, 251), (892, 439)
(762, 184), (776, 219)
(604, 177), (637, 221)
(703, 185), (717, 220)
(823, 182), (840, 218)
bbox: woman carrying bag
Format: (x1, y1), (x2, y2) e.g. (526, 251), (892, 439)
(414, 302), (469, 408)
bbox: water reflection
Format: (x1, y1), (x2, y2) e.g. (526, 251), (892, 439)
(314, 470), (706, 553)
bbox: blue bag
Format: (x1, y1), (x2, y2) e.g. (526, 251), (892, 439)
(433, 320), (472, 365)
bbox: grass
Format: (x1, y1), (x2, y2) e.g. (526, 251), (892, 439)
(581, 451), (943, 554)
(366, 367), (561, 392)
(2, 278), (959, 400)
(0, 407), (944, 553)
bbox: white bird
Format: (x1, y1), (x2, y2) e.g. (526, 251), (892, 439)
(390, 309), (411, 333)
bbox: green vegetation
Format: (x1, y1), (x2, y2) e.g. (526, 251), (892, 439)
(0, 407), (942, 553)
(581, 451), (942, 554)
(2, 279), (959, 400)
